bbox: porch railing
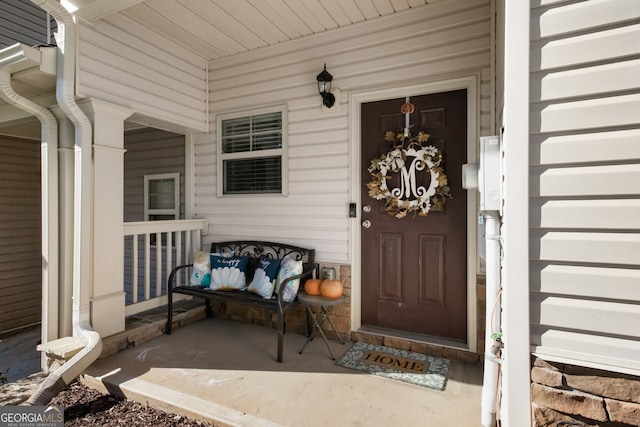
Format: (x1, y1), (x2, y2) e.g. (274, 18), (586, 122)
(123, 219), (207, 317)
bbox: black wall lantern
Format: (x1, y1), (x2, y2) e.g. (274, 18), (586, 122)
(316, 64), (335, 108)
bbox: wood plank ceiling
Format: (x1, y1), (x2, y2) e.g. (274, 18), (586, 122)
(120, 0), (431, 60)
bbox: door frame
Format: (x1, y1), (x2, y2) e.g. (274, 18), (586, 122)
(348, 75), (479, 351)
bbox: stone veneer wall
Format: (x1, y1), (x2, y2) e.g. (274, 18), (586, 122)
(104, 267), (485, 365)
(350, 330), (481, 364)
(173, 266), (485, 364)
(208, 265), (353, 341)
(531, 357), (640, 426)
(100, 269), (354, 360)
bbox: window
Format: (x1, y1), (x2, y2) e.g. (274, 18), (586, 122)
(145, 173), (180, 221)
(217, 106), (287, 196)
(144, 173), (180, 245)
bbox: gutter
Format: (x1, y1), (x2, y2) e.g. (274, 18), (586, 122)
(23, 0), (102, 406)
(480, 212), (502, 427)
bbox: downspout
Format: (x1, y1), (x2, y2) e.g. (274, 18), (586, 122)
(0, 68), (59, 366)
(464, 139), (503, 426)
(481, 212), (502, 427)
(25, 0), (102, 405)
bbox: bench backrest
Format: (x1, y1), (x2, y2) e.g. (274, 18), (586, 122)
(210, 241), (316, 281)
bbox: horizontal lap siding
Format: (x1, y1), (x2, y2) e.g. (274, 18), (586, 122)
(197, 0), (492, 263)
(0, 0), (54, 48)
(530, 0), (640, 372)
(77, 16), (208, 132)
(124, 128), (186, 222)
(0, 136), (41, 334)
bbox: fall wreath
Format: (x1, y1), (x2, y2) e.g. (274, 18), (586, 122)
(367, 130), (451, 218)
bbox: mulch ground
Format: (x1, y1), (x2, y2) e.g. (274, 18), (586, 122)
(50, 381), (216, 427)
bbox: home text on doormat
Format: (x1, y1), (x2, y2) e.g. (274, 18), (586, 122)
(337, 342), (450, 390)
(360, 350), (428, 373)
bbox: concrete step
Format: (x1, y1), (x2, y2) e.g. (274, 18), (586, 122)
(37, 336), (87, 367)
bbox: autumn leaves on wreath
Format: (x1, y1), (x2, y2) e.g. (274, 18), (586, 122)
(367, 130), (452, 219)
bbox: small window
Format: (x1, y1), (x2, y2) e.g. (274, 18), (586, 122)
(217, 106), (287, 196)
(145, 173), (180, 220)
(144, 173), (179, 245)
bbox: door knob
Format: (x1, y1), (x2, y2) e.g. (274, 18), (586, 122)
(363, 205), (371, 213)
(362, 220), (371, 229)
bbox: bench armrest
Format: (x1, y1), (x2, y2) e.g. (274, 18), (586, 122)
(167, 264), (194, 291)
(275, 269), (313, 303)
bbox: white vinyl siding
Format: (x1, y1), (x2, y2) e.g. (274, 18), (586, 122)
(195, 0), (493, 263)
(529, 0), (640, 373)
(0, 0), (55, 48)
(77, 16), (208, 132)
(0, 136), (41, 334)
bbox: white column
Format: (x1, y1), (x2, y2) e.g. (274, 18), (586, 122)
(51, 108), (75, 338)
(80, 99), (133, 337)
(501, 0), (532, 425)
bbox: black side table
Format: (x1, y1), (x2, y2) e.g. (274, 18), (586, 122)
(298, 292), (346, 359)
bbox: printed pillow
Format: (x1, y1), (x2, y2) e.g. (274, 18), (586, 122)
(275, 255), (304, 302)
(247, 257), (282, 299)
(209, 255), (249, 290)
(189, 251), (212, 286)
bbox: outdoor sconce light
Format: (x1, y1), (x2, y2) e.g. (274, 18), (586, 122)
(316, 64), (335, 108)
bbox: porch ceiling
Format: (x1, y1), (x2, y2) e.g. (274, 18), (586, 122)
(87, 0), (432, 61)
(0, 0), (431, 136)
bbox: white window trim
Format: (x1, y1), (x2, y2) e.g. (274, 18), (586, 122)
(216, 105), (288, 197)
(144, 172), (180, 221)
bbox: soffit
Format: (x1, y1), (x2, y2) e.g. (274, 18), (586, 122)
(0, 43), (57, 133)
(0, 118), (41, 140)
(117, 0), (431, 61)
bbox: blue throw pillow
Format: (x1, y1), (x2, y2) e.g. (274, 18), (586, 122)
(247, 257), (282, 299)
(209, 255), (249, 290)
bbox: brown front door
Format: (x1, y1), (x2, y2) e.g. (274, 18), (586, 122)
(361, 90), (467, 342)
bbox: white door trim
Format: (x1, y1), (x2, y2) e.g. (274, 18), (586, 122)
(348, 75), (479, 351)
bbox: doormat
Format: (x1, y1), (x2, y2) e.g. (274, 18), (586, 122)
(336, 342), (450, 390)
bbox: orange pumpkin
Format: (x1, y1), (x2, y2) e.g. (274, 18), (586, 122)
(304, 278), (322, 295)
(320, 279), (343, 299)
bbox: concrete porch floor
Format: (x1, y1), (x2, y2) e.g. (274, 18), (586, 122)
(83, 316), (484, 427)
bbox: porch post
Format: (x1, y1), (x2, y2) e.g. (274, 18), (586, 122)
(501, 0), (532, 424)
(51, 108), (75, 338)
(80, 99), (133, 337)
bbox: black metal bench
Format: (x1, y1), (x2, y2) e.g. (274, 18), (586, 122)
(166, 240), (315, 362)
